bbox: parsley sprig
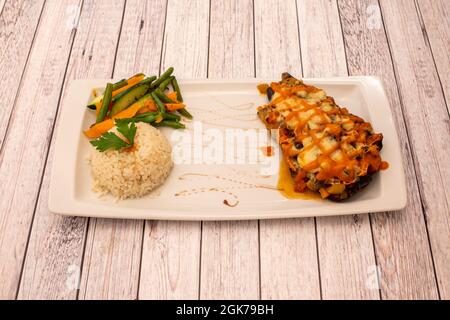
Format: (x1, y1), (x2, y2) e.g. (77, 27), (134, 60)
(90, 121), (137, 152)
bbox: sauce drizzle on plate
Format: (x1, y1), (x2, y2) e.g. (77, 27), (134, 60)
(277, 158), (320, 200)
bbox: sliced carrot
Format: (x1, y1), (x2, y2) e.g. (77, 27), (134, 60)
(116, 101), (146, 119)
(166, 91), (178, 102)
(143, 99), (157, 112)
(138, 100), (157, 114)
(111, 74), (145, 97)
(165, 103), (186, 111)
(84, 99), (148, 138)
(84, 119), (115, 139)
(137, 106), (151, 114)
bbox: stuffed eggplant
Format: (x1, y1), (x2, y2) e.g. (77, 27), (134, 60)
(257, 73), (388, 201)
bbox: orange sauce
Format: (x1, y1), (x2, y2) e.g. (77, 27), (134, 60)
(260, 146), (274, 157)
(123, 143), (137, 153)
(277, 157), (320, 200)
(380, 161), (389, 170)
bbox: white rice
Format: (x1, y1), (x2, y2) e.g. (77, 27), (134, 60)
(90, 123), (173, 199)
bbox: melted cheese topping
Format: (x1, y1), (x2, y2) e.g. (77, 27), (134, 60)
(259, 79), (388, 199)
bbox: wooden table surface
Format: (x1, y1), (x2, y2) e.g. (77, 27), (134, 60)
(0, 0), (449, 300)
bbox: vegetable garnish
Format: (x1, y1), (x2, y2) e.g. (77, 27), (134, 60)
(85, 69), (192, 141)
(150, 91), (166, 113)
(177, 108), (193, 119)
(151, 67), (174, 88)
(90, 121), (137, 152)
(171, 77), (183, 102)
(87, 74), (145, 111)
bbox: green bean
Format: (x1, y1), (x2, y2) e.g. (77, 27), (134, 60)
(151, 67), (174, 88)
(150, 92), (166, 113)
(143, 75), (157, 87)
(154, 89), (175, 103)
(171, 77), (183, 102)
(159, 76), (174, 91)
(112, 78), (127, 91)
(134, 112), (159, 119)
(115, 113), (159, 126)
(153, 120), (185, 129)
(96, 83), (113, 123)
(132, 76), (156, 89)
(134, 113), (159, 123)
(130, 72), (145, 79)
(170, 77), (191, 119)
(162, 112), (181, 121)
(138, 114), (159, 123)
(154, 89), (192, 119)
(116, 113), (184, 129)
(177, 108), (193, 119)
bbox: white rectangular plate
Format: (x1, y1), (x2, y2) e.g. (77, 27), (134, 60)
(49, 77), (406, 220)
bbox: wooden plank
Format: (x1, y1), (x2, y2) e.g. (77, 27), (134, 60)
(17, 0), (126, 300)
(297, 0), (378, 300)
(78, 0), (167, 300)
(260, 219), (320, 300)
(207, 0), (255, 78)
(79, 219), (143, 300)
(0, 0), (6, 14)
(0, 0), (45, 146)
(416, 0), (450, 111)
(316, 216), (377, 300)
(198, 0), (260, 300)
(338, 0), (439, 300)
(254, 0), (304, 79)
(298, 0), (347, 77)
(254, 0), (321, 300)
(111, 0), (167, 79)
(380, 0), (450, 299)
(0, 0), (80, 300)
(138, 0), (209, 300)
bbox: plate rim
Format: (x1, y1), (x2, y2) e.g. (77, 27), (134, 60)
(49, 76), (407, 221)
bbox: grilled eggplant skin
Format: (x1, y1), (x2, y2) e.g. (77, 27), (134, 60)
(258, 74), (386, 201)
(327, 174), (373, 202)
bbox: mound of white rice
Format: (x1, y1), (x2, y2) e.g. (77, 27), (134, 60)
(90, 122), (173, 199)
